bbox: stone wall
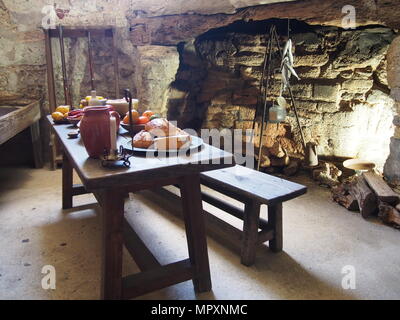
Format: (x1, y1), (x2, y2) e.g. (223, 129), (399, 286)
(384, 36), (400, 185)
(167, 22), (396, 170)
(1, 0), (399, 175)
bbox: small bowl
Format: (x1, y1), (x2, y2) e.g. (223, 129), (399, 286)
(343, 159), (375, 172)
(120, 123), (145, 134)
(67, 117), (82, 127)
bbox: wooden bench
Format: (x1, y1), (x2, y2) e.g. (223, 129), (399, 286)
(199, 165), (307, 266)
(154, 165), (307, 266)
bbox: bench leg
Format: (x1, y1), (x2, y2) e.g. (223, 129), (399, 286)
(268, 203), (283, 252)
(180, 174), (212, 293)
(241, 201), (261, 266)
(62, 152), (73, 209)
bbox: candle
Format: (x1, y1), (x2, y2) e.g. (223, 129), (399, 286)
(109, 116), (117, 155)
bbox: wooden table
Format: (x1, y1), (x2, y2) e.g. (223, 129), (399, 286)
(48, 116), (235, 299)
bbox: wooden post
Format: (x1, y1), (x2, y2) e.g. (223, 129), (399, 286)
(45, 28), (58, 170)
(62, 152), (73, 209)
(241, 200), (261, 266)
(268, 203), (283, 252)
(100, 190), (125, 300)
(112, 28), (120, 98)
(180, 174), (212, 293)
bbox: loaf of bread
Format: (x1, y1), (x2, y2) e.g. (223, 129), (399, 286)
(132, 130), (154, 149)
(154, 134), (191, 150)
(145, 118), (182, 137)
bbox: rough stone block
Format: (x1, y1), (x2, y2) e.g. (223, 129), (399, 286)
(296, 100), (318, 111)
(296, 66), (320, 78)
(134, 45), (179, 114)
(366, 90), (394, 106)
(294, 53), (329, 67)
(313, 83), (340, 102)
(290, 83), (313, 99)
(341, 79), (374, 93)
(317, 102), (339, 113)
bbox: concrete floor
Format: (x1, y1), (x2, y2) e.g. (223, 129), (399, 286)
(0, 166), (399, 300)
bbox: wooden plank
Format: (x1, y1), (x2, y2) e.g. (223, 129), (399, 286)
(268, 203), (283, 252)
(98, 189), (125, 300)
(123, 218), (160, 271)
(122, 259), (193, 299)
(62, 152), (73, 209)
(241, 200), (261, 266)
(363, 172), (399, 205)
(180, 174), (211, 293)
(201, 165), (307, 205)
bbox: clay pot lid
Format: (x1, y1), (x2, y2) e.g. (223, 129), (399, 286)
(343, 159), (375, 171)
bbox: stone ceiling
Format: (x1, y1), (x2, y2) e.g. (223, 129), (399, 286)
(127, 0), (400, 45)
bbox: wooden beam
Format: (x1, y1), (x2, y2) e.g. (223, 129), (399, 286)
(122, 259), (193, 299)
(363, 172), (399, 205)
(123, 218), (160, 272)
(71, 184), (89, 196)
(49, 28), (113, 38)
(200, 191), (270, 230)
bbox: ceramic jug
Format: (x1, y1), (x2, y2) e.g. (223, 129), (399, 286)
(80, 106), (120, 158)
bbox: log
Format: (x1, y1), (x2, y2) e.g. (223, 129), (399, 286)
(363, 172), (400, 205)
(349, 176), (378, 218)
(378, 202), (400, 226)
(331, 184), (359, 211)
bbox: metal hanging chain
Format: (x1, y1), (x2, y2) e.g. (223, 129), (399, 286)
(271, 27), (307, 150)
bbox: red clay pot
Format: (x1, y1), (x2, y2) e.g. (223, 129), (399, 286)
(80, 105), (120, 158)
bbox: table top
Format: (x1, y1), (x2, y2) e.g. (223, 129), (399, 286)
(48, 116), (235, 191)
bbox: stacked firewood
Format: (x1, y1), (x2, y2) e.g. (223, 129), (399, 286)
(332, 172), (400, 226)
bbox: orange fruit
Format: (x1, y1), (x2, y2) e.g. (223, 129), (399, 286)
(56, 105), (70, 114)
(123, 109), (139, 124)
(51, 111), (64, 121)
(137, 116), (150, 124)
(142, 110), (154, 118)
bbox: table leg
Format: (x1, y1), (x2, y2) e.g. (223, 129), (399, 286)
(100, 190), (125, 300)
(62, 152), (73, 209)
(241, 200), (261, 266)
(30, 121), (43, 169)
(268, 203), (283, 252)
(180, 174), (212, 293)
